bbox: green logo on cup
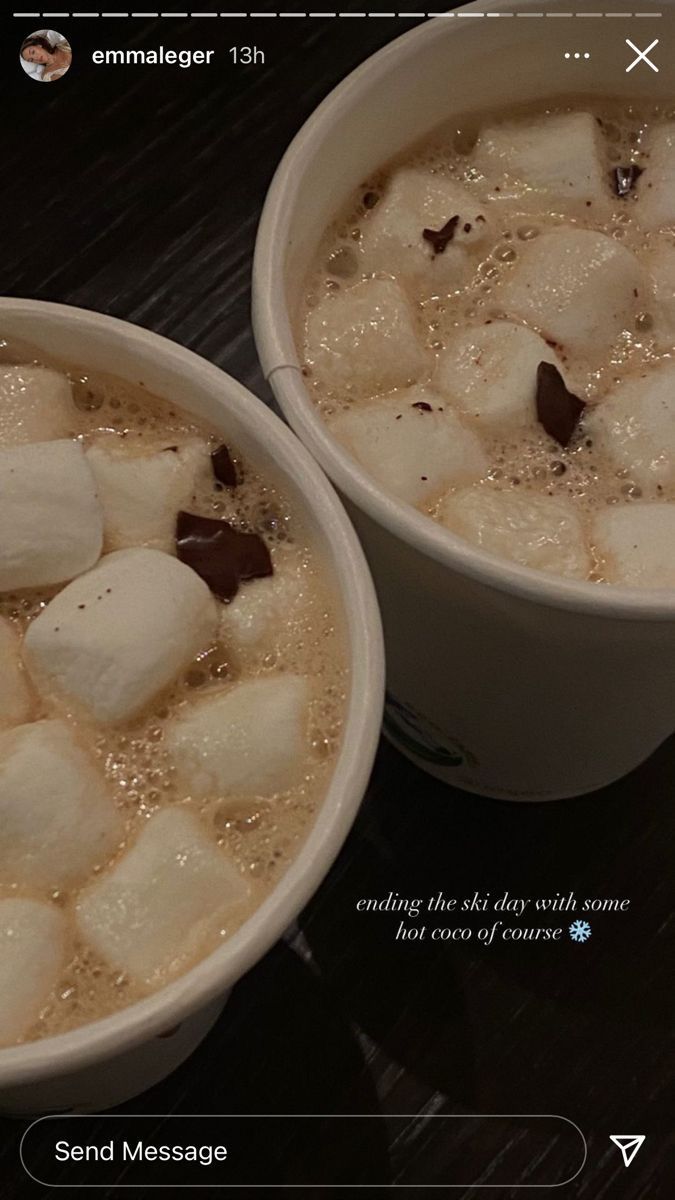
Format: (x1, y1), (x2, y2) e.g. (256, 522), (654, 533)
(384, 693), (478, 769)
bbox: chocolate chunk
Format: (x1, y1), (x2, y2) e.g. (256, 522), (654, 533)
(211, 444), (238, 487)
(422, 215), (460, 255)
(536, 363), (586, 448)
(412, 401), (433, 412)
(611, 164), (644, 197)
(176, 511), (272, 602)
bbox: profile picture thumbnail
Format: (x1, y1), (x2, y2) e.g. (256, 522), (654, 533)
(20, 30), (72, 84)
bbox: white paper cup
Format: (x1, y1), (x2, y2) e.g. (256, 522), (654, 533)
(253, 0), (675, 802)
(0, 297), (384, 1114)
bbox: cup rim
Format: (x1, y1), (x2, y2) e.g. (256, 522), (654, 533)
(0, 297), (385, 1085)
(252, 1), (675, 621)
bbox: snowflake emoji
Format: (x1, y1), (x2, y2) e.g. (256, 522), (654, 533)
(569, 920), (592, 943)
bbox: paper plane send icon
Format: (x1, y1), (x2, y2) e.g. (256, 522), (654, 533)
(610, 1135), (646, 1167)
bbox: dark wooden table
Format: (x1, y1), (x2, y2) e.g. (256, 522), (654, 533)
(0, 6), (673, 1197)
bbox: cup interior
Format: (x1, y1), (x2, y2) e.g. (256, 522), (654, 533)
(0, 298), (384, 1086)
(253, 0), (675, 619)
(260, 0), (672, 338)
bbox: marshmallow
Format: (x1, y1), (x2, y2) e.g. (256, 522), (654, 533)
(165, 675), (309, 799)
(636, 122), (675, 231)
(0, 617), (32, 728)
(358, 167), (491, 296)
(0, 719), (122, 892)
(439, 486), (590, 579)
(220, 547), (307, 661)
(0, 365), (76, 448)
(329, 387), (487, 508)
(473, 112), (609, 208)
(592, 503), (675, 588)
(76, 808), (249, 987)
(25, 549), (218, 724)
(304, 278), (428, 396)
(0, 899), (69, 1046)
(435, 321), (561, 435)
(86, 438), (210, 554)
(497, 229), (643, 358)
(585, 362), (675, 492)
(0, 439), (103, 591)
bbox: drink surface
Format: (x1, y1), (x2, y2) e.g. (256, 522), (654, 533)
(0, 338), (347, 1043)
(300, 98), (675, 588)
